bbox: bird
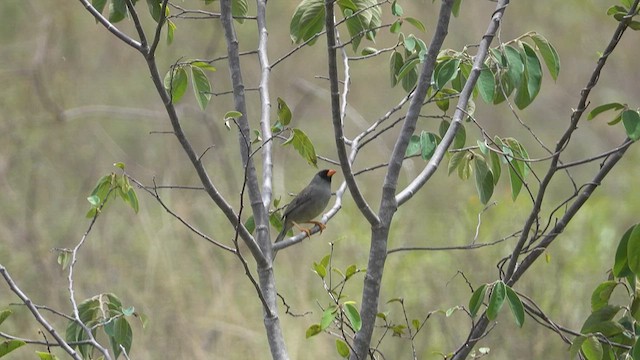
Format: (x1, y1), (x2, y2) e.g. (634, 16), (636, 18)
(275, 169), (336, 243)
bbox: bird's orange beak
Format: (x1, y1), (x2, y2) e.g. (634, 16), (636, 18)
(327, 169), (337, 177)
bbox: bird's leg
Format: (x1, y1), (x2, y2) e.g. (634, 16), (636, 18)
(305, 220), (326, 234)
(291, 221), (313, 238)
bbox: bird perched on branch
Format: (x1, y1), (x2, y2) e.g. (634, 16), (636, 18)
(275, 169), (336, 243)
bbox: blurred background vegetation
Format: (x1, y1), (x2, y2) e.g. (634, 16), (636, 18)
(1, 0), (639, 358)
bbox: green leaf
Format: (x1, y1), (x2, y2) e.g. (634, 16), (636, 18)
(146, 0), (161, 22)
(488, 147), (501, 185)
(570, 336), (587, 360)
(35, 351), (60, 360)
(530, 33), (560, 81)
(191, 61), (217, 72)
(0, 339), (25, 357)
(581, 335), (603, 360)
(244, 215), (255, 234)
(613, 225), (636, 277)
(92, 0), (107, 15)
(343, 302), (362, 331)
(486, 281), (506, 320)
(477, 66), (495, 103)
(277, 98), (292, 126)
(321, 306), (338, 330)
(473, 157), (494, 204)
(57, 251), (71, 270)
(406, 134), (421, 157)
(469, 284), (487, 317)
(404, 35), (416, 53)
(448, 151), (465, 176)
(336, 339), (350, 358)
(306, 324), (322, 338)
(504, 45), (524, 89)
(166, 19), (176, 45)
(420, 131), (438, 160)
(457, 152), (473, 180)
(105, 317), (132, 359)
(108, 0), (127, 23)
(87, 195), (101, 207)
(126, 187), (139, 213)
(633, 337), (640, 360)
(434, 58), (461, 90)
(290, 0), (325, 44)
(405, 17), (426, 32)
(361, 47), (377, 55)
(591, 281), (618, 311)
(514, 42), (542, 109)
(389, 19), (401, 34)
(164, 67), (188, 103)
(587, 102), (625, 120)
(0, 309), (12, 326)
(581, 305), (622, 333)
(391, 1), (403, 16)
(313, 261), (327, 278)
(224, 111), (243, 121)
(504, 286), (525, 327)
(345, 264), (357, 280)
(191, 66), (212, 111)
(282, 128), (318, 167)
(397, 57), (420, 84)
(622, 110), (640, 140)
(627, 224), (640, 274)
(389, 51), (404, 86)
(232, 0), (248, 23)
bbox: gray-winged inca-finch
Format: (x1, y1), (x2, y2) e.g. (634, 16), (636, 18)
(275, 169), (336, 243)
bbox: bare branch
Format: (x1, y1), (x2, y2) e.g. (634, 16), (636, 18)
(0, 265), (83, 360)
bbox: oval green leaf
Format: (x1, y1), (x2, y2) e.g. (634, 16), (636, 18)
(336, 339), (350, 358)
(622, 109), (640, 141)
(486, 281), (506, 320)
(343, 302), (362, 331)
(504, 285), (525, 327)
(469, 284), (487, 317)
(614, 225), (635, 277)
(474, 157), (494, 204)
(627, 223), (640, 274)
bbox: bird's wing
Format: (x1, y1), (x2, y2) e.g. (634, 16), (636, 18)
(282, 188), (313, 218)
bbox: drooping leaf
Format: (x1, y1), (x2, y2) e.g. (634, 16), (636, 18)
(473, 157), (494, 204)
(283, 129), (318, 167)
(290, 0), (325, 45)
(343, 302), (362, 331)
(406, 134), (421, 157)
(108, 0), (127, 23)
(336, 339), (350, 358)
(321, 306), (338, 330)
(581, 335), (603, 360)
(469, 284), (487, 317)
(530, 33), (560, 81)
(622, 110), (640, 140)
(166, 19), (176, 45)
(191, 66), (212, 111)
(164, 67), (188, 103)
(389, 51), (404, 87)
(420, 131), (438, 160)
(477, 66), (496, 103)
(613, 225), (636, 277)
(277, 97), (292, 126)
(504, 286), (525, 327)
(405, 17), (426, 32)
(146, 0), (162, 22)
(434, 58), (461, 90)
(590, 281), (618, 311)
(486, 281), (506, 320)
(232, 0), (248, 23)
(305, 324), (322, 338)
(626, 223), (640, 274)
(503, 45), (524, 89)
